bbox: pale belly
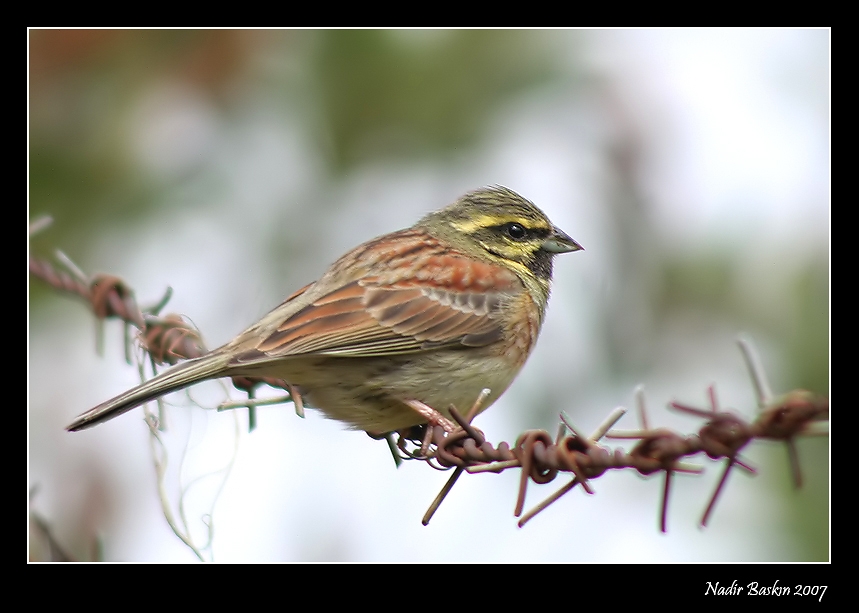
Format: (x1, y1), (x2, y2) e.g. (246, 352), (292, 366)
(262, 348), (521, 432)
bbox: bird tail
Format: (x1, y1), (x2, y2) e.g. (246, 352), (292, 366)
(67, 353), (234, 432)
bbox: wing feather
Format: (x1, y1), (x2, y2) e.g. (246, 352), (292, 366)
(247, 230), (521, 359)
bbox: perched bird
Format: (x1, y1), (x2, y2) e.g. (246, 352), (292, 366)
(67, 186), (583, 434)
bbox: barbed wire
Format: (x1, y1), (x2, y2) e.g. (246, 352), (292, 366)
(390, 381), (827, 530)
(29, 222), (829, 541)
(29, 224), (290, 428)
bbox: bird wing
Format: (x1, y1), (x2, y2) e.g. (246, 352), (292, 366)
(238, 230), (521, 360)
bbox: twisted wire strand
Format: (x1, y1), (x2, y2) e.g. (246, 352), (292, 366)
(397, 384), (827, 529)
(30, 254), (287, 397)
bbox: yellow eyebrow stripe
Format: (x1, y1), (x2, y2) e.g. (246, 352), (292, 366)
(451, 214), (551, 234)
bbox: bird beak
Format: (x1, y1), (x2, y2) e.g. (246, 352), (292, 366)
(541, 228), (583, 254)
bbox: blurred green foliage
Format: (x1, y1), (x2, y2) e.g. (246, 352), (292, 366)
(311, 30), (560, 169)
(787, 259), (829, 394)
(30, 30), (561, 227)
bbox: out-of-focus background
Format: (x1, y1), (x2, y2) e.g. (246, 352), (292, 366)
(29, 29), (829, 562)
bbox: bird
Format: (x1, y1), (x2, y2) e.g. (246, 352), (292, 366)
(67, 186), (583, 434)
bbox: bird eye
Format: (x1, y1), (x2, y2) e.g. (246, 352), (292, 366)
(504, 223), (527, 240)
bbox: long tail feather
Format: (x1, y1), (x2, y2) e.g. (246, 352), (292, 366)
(67, 353), (233, 431)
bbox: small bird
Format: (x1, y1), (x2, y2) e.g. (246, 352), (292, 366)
(67, 186), (583, 434)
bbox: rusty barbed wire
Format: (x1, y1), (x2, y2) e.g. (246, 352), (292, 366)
(29, 246), (289, 406)
(30, 222), (829, 533)
(389, 373), (828, 530)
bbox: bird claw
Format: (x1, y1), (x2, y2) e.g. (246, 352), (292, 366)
(404, 399), (458, 433)
(288, 384), (305, 418)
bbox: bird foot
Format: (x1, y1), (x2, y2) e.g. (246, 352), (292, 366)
(404, 399), (457, 433)
(288, 384), (305, 418)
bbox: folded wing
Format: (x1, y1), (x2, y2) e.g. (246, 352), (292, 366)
(242, 232), (521, 360)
